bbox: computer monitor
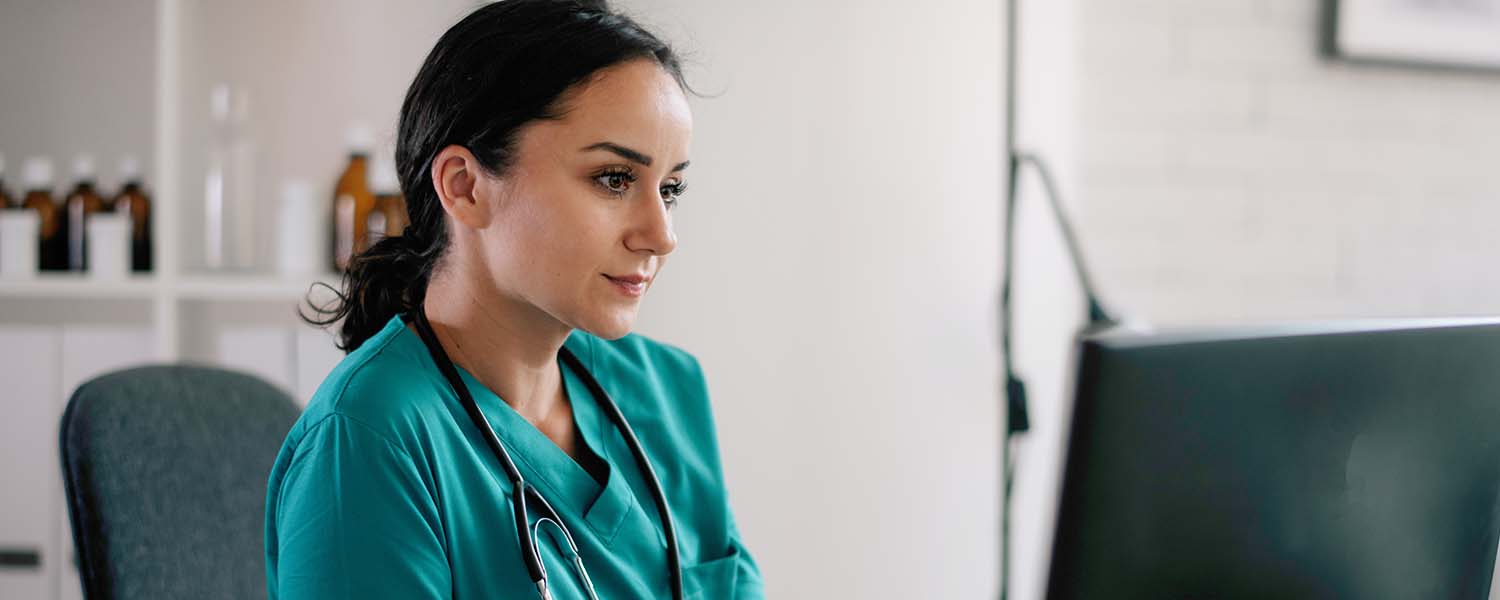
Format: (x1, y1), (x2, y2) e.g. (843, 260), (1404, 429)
(1046, 318), (1500, 599)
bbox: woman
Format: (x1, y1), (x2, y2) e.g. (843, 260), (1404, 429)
(264, 1), (763, 598)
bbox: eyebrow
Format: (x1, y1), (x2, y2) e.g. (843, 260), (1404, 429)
(580, 142), (691, 172)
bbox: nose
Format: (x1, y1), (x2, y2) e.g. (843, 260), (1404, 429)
(623, 193), (677, 257)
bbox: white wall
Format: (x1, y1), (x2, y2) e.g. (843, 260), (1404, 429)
(0, 0), (156, 193)
(175, 0), (476, 272)
(1072, 0), (1500, 324)
(619, 0), (1005, 598)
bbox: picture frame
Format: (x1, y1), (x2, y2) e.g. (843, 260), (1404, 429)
(1323, 0), (1500, 72)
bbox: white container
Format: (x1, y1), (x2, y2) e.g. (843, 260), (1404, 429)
(277, 179), (322, 277)
(0, 211), (39, 279)
(86, 213), (130, 280)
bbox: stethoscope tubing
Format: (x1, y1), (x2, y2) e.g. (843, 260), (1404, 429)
(407, 307), (684, 600)
(558, 347), (685, 598)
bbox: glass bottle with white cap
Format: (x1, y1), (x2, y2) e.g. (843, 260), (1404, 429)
(0, 153), (40, 278)
(112, 155), (153, 272)
(20, 157), (65, 271)
(0, 153), (13, 209)
(64, 155), (108, 271)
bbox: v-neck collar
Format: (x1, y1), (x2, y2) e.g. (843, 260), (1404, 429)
(455, 349), (597, 490)
(389, 316), (638, 544)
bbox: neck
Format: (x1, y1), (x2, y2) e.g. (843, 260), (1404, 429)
(421, 259), (572, 426)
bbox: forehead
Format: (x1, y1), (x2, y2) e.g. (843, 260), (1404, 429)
(531, 59), (693, 153)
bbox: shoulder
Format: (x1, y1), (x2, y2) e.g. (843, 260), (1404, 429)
(576, 329), (703, 375)
(567, 329), (723, 462)
(568, 330), (710, 403)
(285, 318), (445, 457)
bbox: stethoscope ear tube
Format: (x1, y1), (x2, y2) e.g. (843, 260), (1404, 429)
(409, 308), (548, 588)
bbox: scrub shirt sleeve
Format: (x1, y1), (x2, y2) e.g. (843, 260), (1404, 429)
(272, 413), (450, 599)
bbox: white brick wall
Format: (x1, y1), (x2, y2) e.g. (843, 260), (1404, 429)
(1071, 0), (1500, 326)
(1011, 2), (1500, 599)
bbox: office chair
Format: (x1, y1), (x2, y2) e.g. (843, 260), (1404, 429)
(59, 365), (300, 599)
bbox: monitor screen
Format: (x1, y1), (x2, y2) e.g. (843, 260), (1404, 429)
(1047, 319), (1500, 599)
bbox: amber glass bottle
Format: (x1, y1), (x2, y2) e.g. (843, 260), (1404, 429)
(20, 157), (65, 271)
(375, 195), (408, 239)
(0, 154), (13, 209)
(365, 156), (408, 250)
(112, 156), (153, 272)
(331, 127), (376, 271)
(64, 156), (108, 271)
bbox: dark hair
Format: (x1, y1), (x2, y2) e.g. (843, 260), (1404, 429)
(303, 0), (689, 352)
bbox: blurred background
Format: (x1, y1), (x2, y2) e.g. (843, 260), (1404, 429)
(0, 0), (1496, 599)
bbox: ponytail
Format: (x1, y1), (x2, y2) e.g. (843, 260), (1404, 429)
(302, 226), (446, 352)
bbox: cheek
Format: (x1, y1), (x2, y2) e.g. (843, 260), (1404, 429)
(495, 194), (607, 279)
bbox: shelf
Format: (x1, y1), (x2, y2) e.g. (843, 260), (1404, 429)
(0, 273), (161, 300)
(0, 272), (341, 303)
(174, 273), (341, 302)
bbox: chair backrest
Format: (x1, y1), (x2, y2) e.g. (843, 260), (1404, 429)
(60, 365), (300, 600)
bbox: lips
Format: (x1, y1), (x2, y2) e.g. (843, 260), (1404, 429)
(603, 273), (650, 297)
(605, 273), (650, 285)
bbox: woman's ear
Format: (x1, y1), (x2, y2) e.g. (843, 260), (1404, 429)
(431, 144), (496, 229)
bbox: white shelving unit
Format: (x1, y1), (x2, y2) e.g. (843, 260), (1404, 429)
(0, 272), (342, 359)
(0, 0), (349, 361)
(0, 274), (160, 301)
(0, 273), (340, 301)
(0, 0), (476, 381)
(0, 1), (473, 597)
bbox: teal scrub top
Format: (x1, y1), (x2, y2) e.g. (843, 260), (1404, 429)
(265, 315), (764, 599)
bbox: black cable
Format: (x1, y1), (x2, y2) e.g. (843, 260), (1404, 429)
(1001, 1), (1123, 595)
(1000, 151), (1117, 600)
(1013, 153), (1116, 329)
(999, 1), (1021, 594)
(999, 153), (1023, 600)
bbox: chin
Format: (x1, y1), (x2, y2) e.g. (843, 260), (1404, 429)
(585, 324), (634, 341)
(576, 311), (636, 341)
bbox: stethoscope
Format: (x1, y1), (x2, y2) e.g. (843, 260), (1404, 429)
(405, 307), (684, 600)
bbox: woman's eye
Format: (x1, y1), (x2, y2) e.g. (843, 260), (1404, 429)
(660, 182), (687, 210)
(593, 170), (685, 210)
(595, 171), (636, 194)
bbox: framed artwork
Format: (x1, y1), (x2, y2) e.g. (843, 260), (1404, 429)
(1325, 0), (1500, 71)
